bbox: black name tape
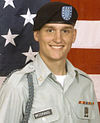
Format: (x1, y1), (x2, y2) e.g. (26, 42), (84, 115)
(34, 109), (52, 119)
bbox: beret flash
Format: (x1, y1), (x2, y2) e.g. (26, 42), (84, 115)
(33, 2), (78, 31)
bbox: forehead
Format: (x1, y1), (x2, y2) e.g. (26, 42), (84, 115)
(42, 23), (74, 29)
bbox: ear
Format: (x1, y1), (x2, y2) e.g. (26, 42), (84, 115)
(72, 29), (77, 43)
(33, 31), (39, 42)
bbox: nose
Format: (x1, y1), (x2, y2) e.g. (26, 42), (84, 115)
(53, 31), (62, 43)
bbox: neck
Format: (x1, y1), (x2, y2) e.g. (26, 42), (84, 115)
(40, 55), (67, 75)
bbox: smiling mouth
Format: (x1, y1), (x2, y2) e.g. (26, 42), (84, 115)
(50, 45), (64, 49)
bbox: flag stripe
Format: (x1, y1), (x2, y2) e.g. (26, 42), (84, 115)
(51, 0), (100, 20)
(68, 48), (100, 74)
(98, 102), (100, 112)
(72, 21), (100, 49)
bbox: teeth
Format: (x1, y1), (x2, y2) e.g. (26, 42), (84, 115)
(51, 46), (63, 49)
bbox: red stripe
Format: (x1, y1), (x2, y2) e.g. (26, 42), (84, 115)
(98, 102), (100, 112)
(51, 0), (100, 20)
(67, 48), (100, 74)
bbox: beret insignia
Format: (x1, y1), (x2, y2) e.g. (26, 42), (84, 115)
(61, 6), (72, 21)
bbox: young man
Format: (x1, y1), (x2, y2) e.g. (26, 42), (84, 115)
(0, 2), (100, 123)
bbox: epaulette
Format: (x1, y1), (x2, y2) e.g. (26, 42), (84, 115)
(1, 68), (22, 86)
(1, 61), (35, 86)
(75, 68), (92, 81)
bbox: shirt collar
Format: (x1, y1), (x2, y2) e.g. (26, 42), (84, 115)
(66, 59), (76, 79)
(33, 53), (76, 86)
(33, 53), (51, 86)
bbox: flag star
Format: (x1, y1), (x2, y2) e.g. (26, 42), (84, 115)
(22, 46), (38, 63)
(1, 29), (18, 47)
(3, 0), (15, 8)
(21, 8), (36, 26)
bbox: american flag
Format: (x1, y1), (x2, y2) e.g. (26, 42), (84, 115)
(0, 0), (49, 79)
(0, 0), (100, 111)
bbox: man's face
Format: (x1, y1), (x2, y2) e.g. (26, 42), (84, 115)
(34, 23), (76, 62)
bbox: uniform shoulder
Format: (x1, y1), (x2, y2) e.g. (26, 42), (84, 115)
(1, 62), (35, 88)
(8, 61), (35, 77)
(75, 67), (92, 82)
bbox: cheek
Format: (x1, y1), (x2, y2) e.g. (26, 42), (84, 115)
(64, 36), (73, 45)
(39, 33), (52, 41)
(39, 38), (48, 49)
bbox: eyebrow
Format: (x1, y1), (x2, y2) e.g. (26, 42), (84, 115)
(43, 26), (74, 29)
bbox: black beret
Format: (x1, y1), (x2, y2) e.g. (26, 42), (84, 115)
(33, 2), (78, 31)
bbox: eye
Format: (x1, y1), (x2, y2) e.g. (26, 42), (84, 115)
(62, 29), (70, 33)
(46, 29), (54, 33)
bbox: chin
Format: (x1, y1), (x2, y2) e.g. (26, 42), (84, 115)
(49, 55), (65, 61)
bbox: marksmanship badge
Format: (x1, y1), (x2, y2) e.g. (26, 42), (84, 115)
(61, 6), (72, 21)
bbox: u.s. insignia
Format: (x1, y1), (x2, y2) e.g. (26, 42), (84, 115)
(61, 6), (72, 21)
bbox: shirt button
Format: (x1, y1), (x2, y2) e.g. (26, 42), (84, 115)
(42, 117), (46, 122)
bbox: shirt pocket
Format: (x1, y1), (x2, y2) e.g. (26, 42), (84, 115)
(31, 106), (59, 123)
(75, 103), (95, 120)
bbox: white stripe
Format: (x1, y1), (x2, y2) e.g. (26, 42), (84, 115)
(72, 21), (100, 49)
(89, 74), (100, 101)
